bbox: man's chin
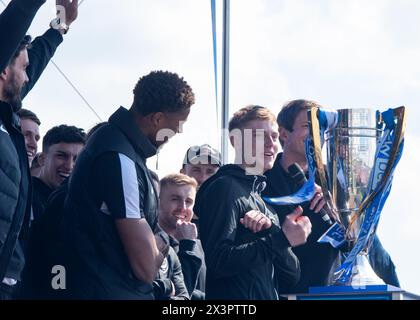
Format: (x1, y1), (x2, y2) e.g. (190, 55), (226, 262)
(264, 160), (274, 172)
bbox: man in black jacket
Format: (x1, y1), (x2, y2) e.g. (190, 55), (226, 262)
(19, 124), (85, 299)
(195, 105), (321, 300)
(158, 173), (205, 300)
(0, 35), (32, 300)
(0, 0), (78, 299)
(61, 71), (196, 299)
(263, 99), (400, 293)
(32, 125), (86, 220)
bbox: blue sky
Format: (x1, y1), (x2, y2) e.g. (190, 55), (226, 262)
(5, 0), (419, 294)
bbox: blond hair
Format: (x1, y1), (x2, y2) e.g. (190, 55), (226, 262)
(228, 105), (276, 132)
(160, 173), (198, 190)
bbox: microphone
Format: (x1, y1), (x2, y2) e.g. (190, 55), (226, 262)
(288, 163), (333, 225)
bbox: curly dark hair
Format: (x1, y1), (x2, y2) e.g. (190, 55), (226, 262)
(132, 70), (195, 115)
(42, 125), (86, 153)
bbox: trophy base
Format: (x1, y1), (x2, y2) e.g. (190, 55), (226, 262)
(309, 284), (400, 294)
(291, 285), (420, 300)
(333, 254), (385, 287)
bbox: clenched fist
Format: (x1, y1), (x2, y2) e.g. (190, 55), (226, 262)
(281, 206), (312, 247)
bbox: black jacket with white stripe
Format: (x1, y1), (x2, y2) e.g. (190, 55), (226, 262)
(61, 107), (159, 299)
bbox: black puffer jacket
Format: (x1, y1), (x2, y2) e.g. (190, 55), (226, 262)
(0, 25), (63, 282)
(194, 164), (300, 300)
(0, 102), (31, 281)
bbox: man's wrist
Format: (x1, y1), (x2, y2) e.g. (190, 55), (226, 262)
(50, 17), (69, 35)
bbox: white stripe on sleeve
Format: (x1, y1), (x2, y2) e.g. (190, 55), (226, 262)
(118, 153), (141, 219)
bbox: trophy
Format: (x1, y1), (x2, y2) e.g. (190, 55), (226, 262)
(308, 106), (406, 286)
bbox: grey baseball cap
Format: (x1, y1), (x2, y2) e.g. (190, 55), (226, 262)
(183, 144), (222, 167)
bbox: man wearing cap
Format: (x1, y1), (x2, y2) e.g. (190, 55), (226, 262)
(179, 144), (221, 298)
(181, 144), (222, 188)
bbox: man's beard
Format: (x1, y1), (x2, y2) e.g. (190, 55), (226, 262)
(3, 74), (23, 112)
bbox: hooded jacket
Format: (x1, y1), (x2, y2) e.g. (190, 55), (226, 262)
(194, 164), (300, 300)
(60, 107), (159, 300)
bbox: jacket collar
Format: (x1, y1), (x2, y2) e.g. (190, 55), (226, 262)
(109, 106), (157, 159)
(202, 164), (267, 195)
(32, 176), (54, 199)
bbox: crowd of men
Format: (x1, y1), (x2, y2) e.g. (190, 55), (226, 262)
(0, 0), (400, 300)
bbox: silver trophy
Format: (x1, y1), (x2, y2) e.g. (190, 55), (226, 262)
(308, 107), (406, 286)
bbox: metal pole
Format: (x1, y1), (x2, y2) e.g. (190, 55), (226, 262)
(221, 0), (230, 165)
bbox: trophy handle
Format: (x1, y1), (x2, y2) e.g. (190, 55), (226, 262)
(347, 106), (406, 236)
(307, 107), (339, 223)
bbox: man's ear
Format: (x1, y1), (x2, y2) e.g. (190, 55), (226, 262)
(180, 167), (185, 174)
(279, 127), (289, 146)
(229, 135), (235, 147)
(0, 67), (9, 81)
(38, 152), (46, 166)
(150, 112), (165, 128)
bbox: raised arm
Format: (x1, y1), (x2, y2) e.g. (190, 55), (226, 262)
(21, 0), (80, 98)
(0, 0), (46, 72)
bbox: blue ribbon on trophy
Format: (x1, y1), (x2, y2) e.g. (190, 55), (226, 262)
(264, 105), (406, 286)
(263, 166), (316, 206)
(316, 106), (406, 285)
(333, 109), (405, 284)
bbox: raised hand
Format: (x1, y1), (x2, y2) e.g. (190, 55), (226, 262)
(56, 0), (78, 26)
(281, 206), (312, 247)
(309, 183), (326, 213)
(174, 219), (198, 241)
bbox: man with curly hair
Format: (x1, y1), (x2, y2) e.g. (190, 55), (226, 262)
(60, 70), (195, 299)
